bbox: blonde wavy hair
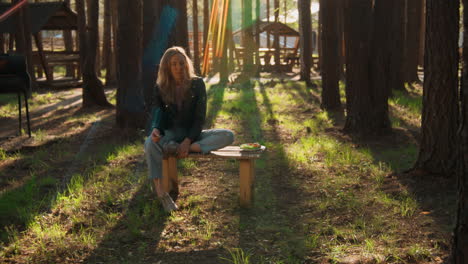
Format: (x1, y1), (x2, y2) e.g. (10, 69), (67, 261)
(157, 46), (197, 105)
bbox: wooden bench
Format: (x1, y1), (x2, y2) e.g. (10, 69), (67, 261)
(161, 145), (266, 207)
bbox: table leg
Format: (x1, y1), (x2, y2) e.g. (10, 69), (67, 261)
(162, 157), (178, 193)
(239, 159), (255, 207)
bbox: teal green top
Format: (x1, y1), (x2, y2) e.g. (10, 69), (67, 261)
(150, 77), (207, 142)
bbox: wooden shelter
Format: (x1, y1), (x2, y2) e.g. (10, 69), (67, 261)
(0, 2), (79, 85)
(233, 21), (300, 71)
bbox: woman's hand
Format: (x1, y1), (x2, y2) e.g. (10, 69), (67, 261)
(177, 138), (191, 158)
(151, 128), (162, 143)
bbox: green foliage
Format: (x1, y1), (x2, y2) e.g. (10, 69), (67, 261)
(221, 248), (252, 264)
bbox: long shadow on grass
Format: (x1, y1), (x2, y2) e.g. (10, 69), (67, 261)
(357, 131), (455, 254)
(287, 81), (322, 106)
(232, 80), (310, 262)
(0, 132), (91, 243)
(205, 83), (226, 128)
(0, 114), (117, 244)
(85, 192), (227, 263)
(0, 95), (82, 138)
(328, 123), (456, 257)
(82, 180), (171, 264)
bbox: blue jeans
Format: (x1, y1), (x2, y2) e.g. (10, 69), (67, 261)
(144, 129), (234, 179)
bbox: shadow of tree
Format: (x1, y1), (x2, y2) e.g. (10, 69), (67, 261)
(205, 83), (226, 128)
(0, 113), (128, 243)
(83, 182), (171, 263)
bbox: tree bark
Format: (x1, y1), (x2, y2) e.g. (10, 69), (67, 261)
(255, 0), (260, 75)
(242, 0), (254, 74)
(220, 0), (231, 83)
(403, 0), (423, 83)
(203, 0), (209, 54)
(169, 0), (190, 56)
(14, 0), (35, 89)
(337, 2), (345, 80)
(63, 0), (74, 77)
(413, 0), (459, 175)
(453, 0), (468, 259)
(343, 0), (391, 135)
(192, 0), (201, 75)
(77, 0), (112, 107)
(320, 0), (341, 110)
(299, 0), (312, 85)
(419, 0), (426, 67)
(372, 0), (405, 94)
(273, 0), (280, 71)
(317, 0), (322, 71)
(388, 0), (406, 92)
(107, 0), (118, 86)
(142, 0), (159, 110)
(102, 0), (111, 75)
(116, 0), (145, 128)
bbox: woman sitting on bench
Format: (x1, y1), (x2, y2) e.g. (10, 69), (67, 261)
(144, 46), (234, 211)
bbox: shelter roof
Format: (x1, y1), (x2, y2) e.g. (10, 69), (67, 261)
(0, 2), (77, 34)
(234, 21), (300, 37)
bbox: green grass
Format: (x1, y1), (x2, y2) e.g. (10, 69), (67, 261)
(0, 91), (66, 120)
(221, 248), (252, 264)
(0, 79), (445, 263)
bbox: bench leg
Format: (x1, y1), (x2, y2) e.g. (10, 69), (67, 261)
(239, 159), (255, 207)
(162, 156), (178, 194)
(17, 93), (22, 135)
(23, 91), (31, 138)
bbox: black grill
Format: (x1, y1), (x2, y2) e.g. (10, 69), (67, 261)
(0, 54), (31, 137)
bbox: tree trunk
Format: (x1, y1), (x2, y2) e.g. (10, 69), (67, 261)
(299, 0), (312, 85)
(192, 0), (201, 75)
(242, 0), (254, 74)
(77, 0), (112, 107)
(102, 0), (111, 75)
(337, 2), (345, 80)
(116, 0), (145, 128)
(320, 0), (341, 110)
(343, 0), (391, 135)
(203, 0), (209, 54)
(419, 0), (426, 67)
(86, 0), (101, 77)
(106, 0), (118, 86)
(371, 0), (405, 94)
(63, 0), (74, 77)
(403, 0), (423, 83)
(142, 0), (159, 110)
(273, 0), (280, 71)
(77, 0), (87, 83)
(14, 1), (35, 89)
(255, 0), (260, 75)
(220, 0), (231, 83)
(413, 0), (459, 175)
(169, 0), (190, 56)
(453, 0), (468, 259)
(317, 0), (322, 71)
(389, 0), (406, 92)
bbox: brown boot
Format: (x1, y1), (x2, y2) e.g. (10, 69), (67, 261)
(158, 192), (178, 212)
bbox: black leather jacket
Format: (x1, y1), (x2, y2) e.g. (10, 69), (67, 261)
(150, 77), (207, 142)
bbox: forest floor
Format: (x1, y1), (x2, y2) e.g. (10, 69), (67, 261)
(0, 73), (456, 264)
